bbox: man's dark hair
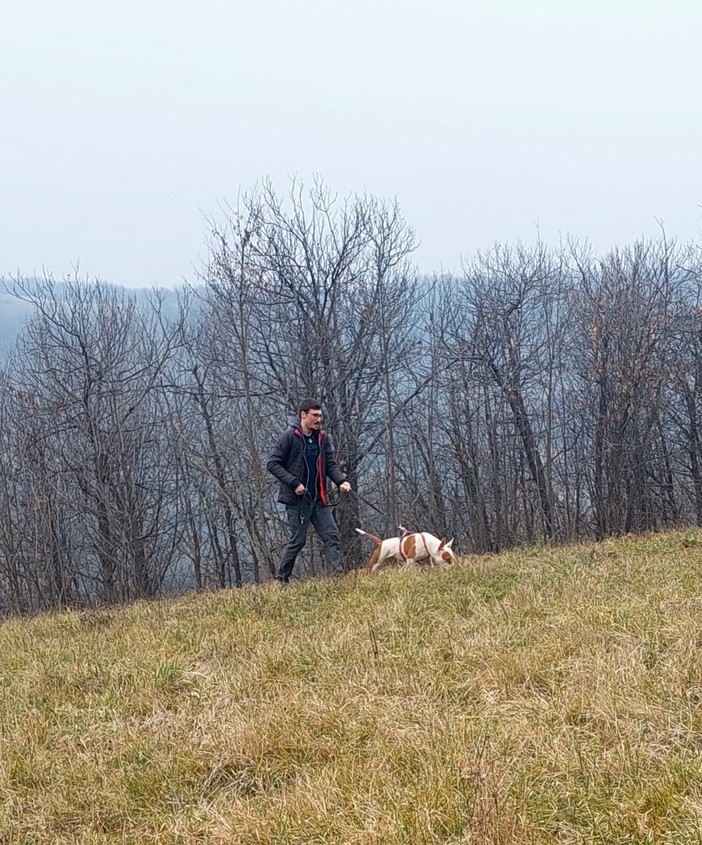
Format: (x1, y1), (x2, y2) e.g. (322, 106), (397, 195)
(298, 398), (322, 415)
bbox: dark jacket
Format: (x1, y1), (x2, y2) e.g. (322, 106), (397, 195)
(266, 423), (347, 506)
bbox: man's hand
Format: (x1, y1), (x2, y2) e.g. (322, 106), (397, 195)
(339, 481), (352, 494)
(295, 484), (306, 495)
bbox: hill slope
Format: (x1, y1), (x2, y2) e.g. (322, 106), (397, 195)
(2, 532), (702, 843)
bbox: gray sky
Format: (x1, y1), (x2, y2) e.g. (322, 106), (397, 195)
(2, 0), (700, 288)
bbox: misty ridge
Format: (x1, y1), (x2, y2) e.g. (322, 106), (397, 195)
(1, 181), (702, 617)
(0, 282), (185, 352)
(0, 290), (34, 349)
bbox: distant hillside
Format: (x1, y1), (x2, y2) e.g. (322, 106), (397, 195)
(0, 293), (33, 352)
(0, 285), (187, 355)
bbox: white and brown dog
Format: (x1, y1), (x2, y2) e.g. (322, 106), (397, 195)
(356, 526), (456, 573)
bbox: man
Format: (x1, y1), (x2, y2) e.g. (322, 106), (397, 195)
(267, 399), (352, 582)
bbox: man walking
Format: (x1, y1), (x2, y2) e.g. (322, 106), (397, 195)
(267, 399), (351, 582)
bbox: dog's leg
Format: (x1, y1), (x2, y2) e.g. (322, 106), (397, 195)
(368, 546), (382, 572)
(399, 556), (415, 570)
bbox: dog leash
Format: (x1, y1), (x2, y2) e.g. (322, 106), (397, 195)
(331, 488), (405, 534)
(348, 489), (386, 519)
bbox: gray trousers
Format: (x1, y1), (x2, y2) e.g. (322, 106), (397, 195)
(277, 503), (342, 581)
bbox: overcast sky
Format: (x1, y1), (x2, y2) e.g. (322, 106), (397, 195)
(2, 0), (700, 288)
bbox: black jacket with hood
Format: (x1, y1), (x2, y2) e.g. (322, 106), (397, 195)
(266, 423), (347, 506)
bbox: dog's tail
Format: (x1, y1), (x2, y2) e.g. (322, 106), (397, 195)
(355, 527), (383, 546)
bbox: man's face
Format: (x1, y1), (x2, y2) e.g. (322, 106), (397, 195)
(301, 408), (323, 430)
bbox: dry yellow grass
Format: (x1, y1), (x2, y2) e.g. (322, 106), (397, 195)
(3, 531), (702, 843)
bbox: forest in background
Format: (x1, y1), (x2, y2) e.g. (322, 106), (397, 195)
(1, 181), (702, 614)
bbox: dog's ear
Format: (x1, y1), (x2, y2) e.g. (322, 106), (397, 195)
(446, 538), (454, 548)
(438, 537), (446, 549)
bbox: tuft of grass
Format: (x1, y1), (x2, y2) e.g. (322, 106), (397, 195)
(3, 531), (702, 842)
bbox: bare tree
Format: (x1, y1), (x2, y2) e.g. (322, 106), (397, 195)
(202, 180), (424, 570)
(7, 277), (187, 603)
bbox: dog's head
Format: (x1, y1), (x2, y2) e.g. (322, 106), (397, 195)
(437, 538), (456, 565)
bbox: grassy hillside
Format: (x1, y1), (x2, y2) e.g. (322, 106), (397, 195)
(2, 532), (702, 844)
